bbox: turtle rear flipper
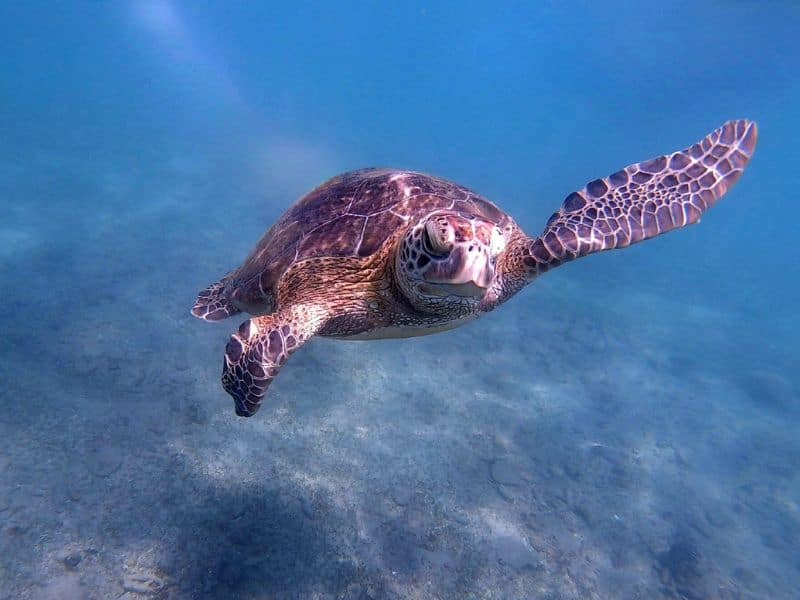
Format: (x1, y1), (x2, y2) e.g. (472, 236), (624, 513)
(525, 119), (758, 274)
(191, 279), (241, 321)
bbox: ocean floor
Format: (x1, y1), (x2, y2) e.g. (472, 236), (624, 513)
(1, 154), (798, 599)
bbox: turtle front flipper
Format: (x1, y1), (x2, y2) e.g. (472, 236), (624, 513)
(523, 120), (758, 276)
(221, 305), (327, 417)
(192, 279), (242, 322)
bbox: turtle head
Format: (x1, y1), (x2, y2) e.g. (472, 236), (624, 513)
(396, 211), (506, 311)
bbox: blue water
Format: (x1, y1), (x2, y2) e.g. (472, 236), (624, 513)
(1, 2), (798, 598)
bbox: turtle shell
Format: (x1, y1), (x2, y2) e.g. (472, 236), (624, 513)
(234, 168), (513, 295)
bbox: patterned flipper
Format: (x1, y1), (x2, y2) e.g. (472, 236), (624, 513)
(524, 120), (758, 275)
(221, 306), (326, 416)
(191, 279), (241, 321)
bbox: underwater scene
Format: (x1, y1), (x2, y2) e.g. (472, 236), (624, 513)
(1, 2), (798, 599)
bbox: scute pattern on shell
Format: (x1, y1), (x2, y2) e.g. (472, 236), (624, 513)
(236, 168), (512, 295)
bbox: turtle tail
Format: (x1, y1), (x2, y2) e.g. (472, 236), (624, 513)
(191, 279), (242, 322)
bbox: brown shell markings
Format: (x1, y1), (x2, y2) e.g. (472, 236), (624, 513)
(234, 168), (512, 295)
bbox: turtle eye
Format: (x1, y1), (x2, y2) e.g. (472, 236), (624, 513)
(423, 220), (451, 257)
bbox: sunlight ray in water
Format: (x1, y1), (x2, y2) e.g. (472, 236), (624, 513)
(131, 0), (249, 114)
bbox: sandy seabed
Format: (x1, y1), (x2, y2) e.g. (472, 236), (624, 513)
(1, 158), (797, 600)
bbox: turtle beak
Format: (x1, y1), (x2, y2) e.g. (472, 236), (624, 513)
(419, 281), (488, 298)
(422, 247), (494, 298)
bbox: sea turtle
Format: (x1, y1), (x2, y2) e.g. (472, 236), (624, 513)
(192, 120), (757, 417)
